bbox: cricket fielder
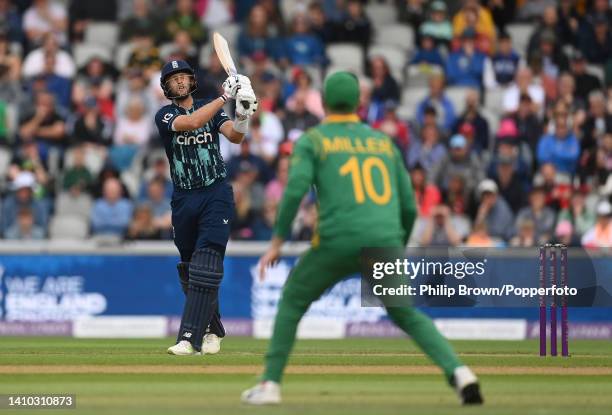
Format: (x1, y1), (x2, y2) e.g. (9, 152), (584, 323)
(154, 60), (257, 355)
(241, 72), (483, 405)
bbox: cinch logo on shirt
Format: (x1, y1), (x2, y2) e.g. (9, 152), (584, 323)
(176, 131), (214, 145)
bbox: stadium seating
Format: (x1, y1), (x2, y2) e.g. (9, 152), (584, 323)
(375, 24), (414, 53)
(49, 215), (89, 240)
(84, 22), (120, 50)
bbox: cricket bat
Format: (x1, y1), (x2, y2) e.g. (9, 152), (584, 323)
(213, 32), (250, 109)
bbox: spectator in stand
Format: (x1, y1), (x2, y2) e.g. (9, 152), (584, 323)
(537, 107), (580, 175)
(579, 92), (612, 180)
(226, 139), (271, 183)
(62, 145), (93, 192)
(451, 4), (494, 54)
(453, 88), (489, 154)
(307, 1), (334, 45)
(568, 50), (601, 102)
(419, 0), (452, 48)
(416, 72), (456, 134)
(484, 32), (521, 89)
(397, 0), (426, 30)
(29, 52), (71, 110)
(368, 55), (400, 106)
(163, 0), (205, 44)
(558, 190), (596, 238)
(527, 6), (562, 63)
(251, 198), (278, 241)
(245, 110), (284, 164)
(465, 220), (497, 247)
(595, 132), (612, 185)
(119, 0), (162, 42)
(193, 51), (227, 101)
(125, 34), (162, 79)
(265, 156), (289, 204)
(445, 28), (486, 88)
(473, 179), (515, 242)
(419, 204), (463, 247)
(513, 94), (543, 161)
(336, 0), (372, 51)
(557, 0), (581, 47)
(22, 32), (75, 79)
(533, 30), (569, 95)
(126, 203), (161, 240)
(68, 0), (117, 42)
(282, 90), (320, 135)
(581, 199), (612, 247)
(141, 177), (171, 238)
(18, 91), (66, 164)
(138, 156), (173, 200)
(165, 30), (199, 70)
(285, 69), (324, 119)
(71, 96), (113, 146)
(238, 5), (275, 64)
(452, 0), (496, 46)
(116, 68), (155, 120)
(23, 0), (68, 47)
(372, 101), (410, 154)
(258, 0), (285, 36)
(91, 177), (133, 237)
(430, 133), (484, 193)
(410, 163), (441, 217)
(581, 15), (612, 65)
(407, 123), (446, 171)
(1, 171), (49, 236)
(510, 217), (537, 247)
(0, 0), (24, 43)
(515, 185), (556, 244)
(556, 72), (582, 116)
(111, 96), (150, 171)
(411, 32), (445, 69)
(502, 67), (545, 114)
(5, 207), (45, 240)
(8, 140), (49, 191)
(442, 173), (473, 216)
(491, 154), (527, 214)
(283, 13), (326, 67)
(231, 161), (262, 240)
(0, 32), (21, 82)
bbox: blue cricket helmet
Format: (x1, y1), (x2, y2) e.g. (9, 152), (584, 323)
(160, 59), (198, 99)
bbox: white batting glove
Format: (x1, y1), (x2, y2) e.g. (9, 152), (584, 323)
(222, 74), (251, 99)
(236, 87), (258, 119)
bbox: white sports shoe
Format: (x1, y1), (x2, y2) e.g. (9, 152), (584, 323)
(202, 333), (222, 355)
(241, 381), (281, 405)
(452, 366), (483, 405)
(167, 340), (201, 356)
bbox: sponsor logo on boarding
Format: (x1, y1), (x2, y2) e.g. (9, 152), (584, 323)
(176, 131), (214, 145)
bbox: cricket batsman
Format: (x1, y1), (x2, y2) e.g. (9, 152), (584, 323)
(154, 60), (257, 355)
(241, 72), (483, 405)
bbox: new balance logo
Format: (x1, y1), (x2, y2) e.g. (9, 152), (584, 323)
(223, 219), (229, 224)
(183, 332), (192, 339)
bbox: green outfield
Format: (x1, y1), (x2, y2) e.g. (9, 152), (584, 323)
(0, 337), (611, 414)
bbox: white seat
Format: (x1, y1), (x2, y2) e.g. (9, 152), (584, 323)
(325, 64), (363, 79)
(445, 86), (471, 115)
(375, 24), (414, 53)
(365, 3), (397, 26)
(326, 43), (364, 73)
(400, 86), (429, 117)
(73, 43), (111, 68)
(484, 87), (506, 116)
(506, 24), (532, 57)
(84, 22), (119, 50)
(55, 192), (93, 219)
(115, 42), (135, 70)
(396, 104), (416, 122)
(49, 215), (89, 240)
(368, 44), (407, 83)
(0, 147), (10, 178)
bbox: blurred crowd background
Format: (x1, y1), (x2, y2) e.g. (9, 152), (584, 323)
(0, 0), (610, 249)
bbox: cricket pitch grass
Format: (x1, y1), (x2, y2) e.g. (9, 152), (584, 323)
(0, 337), (611, 414)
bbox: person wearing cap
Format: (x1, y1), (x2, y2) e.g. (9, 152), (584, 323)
(1, 171), (49, 237)
(581, 199), (612, 247)
(569, 49), (602, 100)
(474, 178), (515, 242)
(484, 32), (521, 89)
(242, 71), (483, 405)
(155, 58), (258, 357)
(445, 27), (486, 88)
(429, 133), (484, 194)
(515, 185), (556, 244)
(419, 0), (453, 47)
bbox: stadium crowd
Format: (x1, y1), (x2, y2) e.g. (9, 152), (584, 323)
(0, 0), (610, 248)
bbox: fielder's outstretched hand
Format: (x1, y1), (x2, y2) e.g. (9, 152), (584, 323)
(258, 237), (282, 281)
